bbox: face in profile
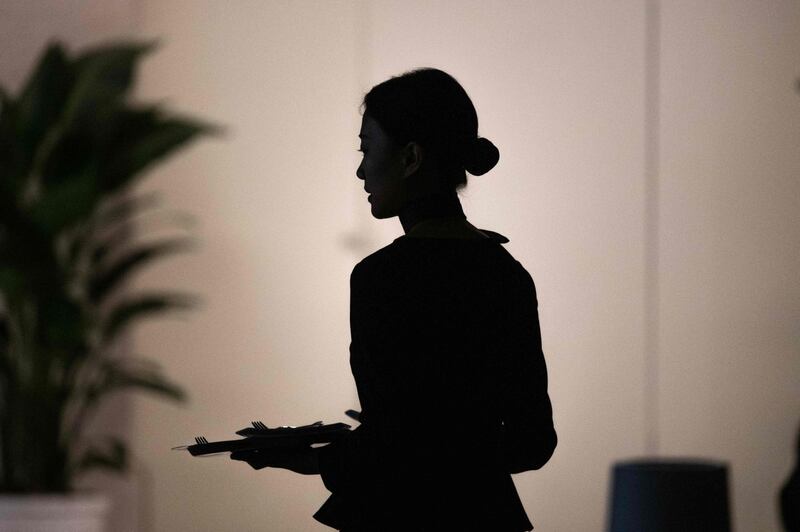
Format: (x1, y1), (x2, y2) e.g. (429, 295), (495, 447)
(356, 114), (410, 219)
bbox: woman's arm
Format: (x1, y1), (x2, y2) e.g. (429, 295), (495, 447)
(498, 266), (557, 474)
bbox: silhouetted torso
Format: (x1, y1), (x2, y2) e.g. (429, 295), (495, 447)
(314, 232), (556, 531)
(780, 420), (800, 532)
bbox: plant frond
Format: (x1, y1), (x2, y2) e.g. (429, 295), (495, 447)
(99, 106), (220, 195)
(75, 435), (127, 474)
(0, 87), (26, 202)
(94, 191), (162, 229)
(28, 167), (99, 235)
(14, 43), (73, 182)
(38, 294), (87, 354)
(62, 41), (157, 128)
(87, 209), (195, 270)
(0, 38), (209, 493)
(87, 238), (194, 304)
(36, 42), (159, 193)
(101, 292), (198, 345)
(89, 356), (186, 403)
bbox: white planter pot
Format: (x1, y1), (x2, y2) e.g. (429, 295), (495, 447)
(0, 493), (109, 532)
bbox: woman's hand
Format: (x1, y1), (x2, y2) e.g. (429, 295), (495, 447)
(230, 445), (321, 475)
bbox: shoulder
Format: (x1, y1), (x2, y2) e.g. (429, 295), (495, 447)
(349, 240), (403, 288)
(353, 241), (397, 271)
(477, 229), (510, 244)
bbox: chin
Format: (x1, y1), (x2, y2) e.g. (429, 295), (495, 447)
(370, 205), (389, 219)
(369, 196), (400, 219)
(370, 204), (395, 220)
(369, 197), (384, 217)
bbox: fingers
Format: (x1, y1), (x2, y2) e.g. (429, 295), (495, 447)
(230, 449), (270, 470)
(230, 446), (312, 472)
(229, 450), (257, 461)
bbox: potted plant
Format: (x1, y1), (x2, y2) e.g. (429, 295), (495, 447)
(0, 40), (216, 530)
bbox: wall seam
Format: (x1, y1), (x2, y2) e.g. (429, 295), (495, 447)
(644, 0), (661, 457)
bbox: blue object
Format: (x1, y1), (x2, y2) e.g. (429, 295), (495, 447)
(608, 459), (731, 532)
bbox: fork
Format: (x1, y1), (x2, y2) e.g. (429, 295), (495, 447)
(252, 420), (323, 430)
(194, 436), (209, 445)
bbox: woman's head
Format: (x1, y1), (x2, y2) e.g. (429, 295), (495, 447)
(356, 68), (499, 219)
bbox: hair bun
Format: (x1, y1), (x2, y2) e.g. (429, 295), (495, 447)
(464, 137), (499, 176)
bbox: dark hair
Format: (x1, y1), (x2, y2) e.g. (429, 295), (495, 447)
(361, 68), (499, 191)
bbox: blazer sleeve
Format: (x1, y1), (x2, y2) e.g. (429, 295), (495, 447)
(319, 259), (558, 492)
(317, 260), (443, 493)
(497, 265), (557, 474)
(317, 262), (384, 494)
(318, 417), (377, 494)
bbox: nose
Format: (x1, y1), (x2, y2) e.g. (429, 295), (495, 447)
(356, 161), (365, 181)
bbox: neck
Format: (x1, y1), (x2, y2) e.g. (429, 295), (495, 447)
(399, 190), (466, 234)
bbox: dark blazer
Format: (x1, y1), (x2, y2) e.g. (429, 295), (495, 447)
(315, 232), (557, 531)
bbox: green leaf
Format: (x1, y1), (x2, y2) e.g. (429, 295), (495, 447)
(74, 359), (185, 439)
(0, 313), (9, 363)
(88, 213), (195, 272)
(76, 436), (127, 474)
(0, 87), (25, 199)
(14, 43), (73, 177)
(94, 191), (162, 228)
(37, 294), (88, 358)
(87, 228), (130, 270)
(0, 84), (9, 109)
(96, 357), (186, 402)
(37, 42), (158, 191)
(62, 41), (157, 128)
(65, 193), (161, 268)
(33, 118), (96, 194)
(83, 198), (195, 270)
(0, 226), (60, 299)
(99, 106), (220, 194)
(28, 165), (100, 234)
(117, 367), (185, 402)
(87, 238), (193, 304)
(0, 267), (26, 298)
(101, 292), (197, 345)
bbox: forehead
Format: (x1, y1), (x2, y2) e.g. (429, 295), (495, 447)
(359, 114), (384, 139)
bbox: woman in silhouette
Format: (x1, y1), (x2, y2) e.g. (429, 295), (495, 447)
(233, 68), (557, 531)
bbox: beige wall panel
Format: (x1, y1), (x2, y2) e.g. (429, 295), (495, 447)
(0, 0), (139, 92)
(133, 1), (361, 530)
(362, 1), (647, 530)
(659, 2), (800, 531)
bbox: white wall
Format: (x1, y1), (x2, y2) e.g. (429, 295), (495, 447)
(0, 0), (140, 93)
(2, 1), (798, 531)
(359, 2), (649, 530)
(133, 1), (648, 530)
(131, 1), (362, 531)
(658, 2), (800, 531)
